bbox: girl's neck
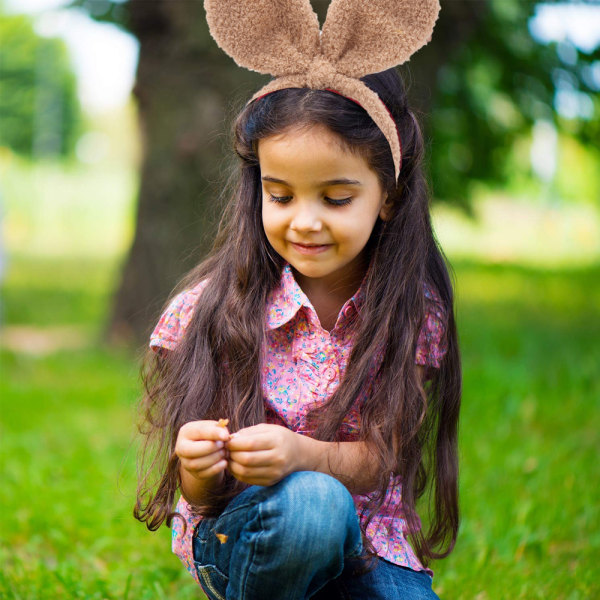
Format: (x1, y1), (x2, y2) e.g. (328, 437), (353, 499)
(292, 252), (369, 331)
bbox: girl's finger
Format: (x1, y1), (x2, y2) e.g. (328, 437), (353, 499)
(180, 420), (230, 442)
(233, 424), (268, 436)
(226, 434), (274, 452)
(184, 449), (226, 473)
(227, 462), (278, 481)
(192, 459), (228, 479)
(176, 439), (224, 459)
(228, 449), (277, 467)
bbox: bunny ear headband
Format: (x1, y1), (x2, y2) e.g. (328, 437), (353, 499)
(204, 0), (441, 180)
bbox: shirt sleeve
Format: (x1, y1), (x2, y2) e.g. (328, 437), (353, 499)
(149, 281), (208, 352)
(171, 495), (202, 585)
(415, 286), (448, 369)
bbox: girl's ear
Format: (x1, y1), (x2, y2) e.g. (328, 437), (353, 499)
(379, 192), (394, 222)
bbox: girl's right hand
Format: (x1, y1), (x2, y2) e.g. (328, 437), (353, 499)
(175, 420), (231, 481)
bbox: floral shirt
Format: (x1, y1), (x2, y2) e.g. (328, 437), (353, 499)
(149, 264), (447, 584)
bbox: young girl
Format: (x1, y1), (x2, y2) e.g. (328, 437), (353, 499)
(134, 66), (460, 599)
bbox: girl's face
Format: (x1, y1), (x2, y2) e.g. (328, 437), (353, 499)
(259, 124), (390, 289)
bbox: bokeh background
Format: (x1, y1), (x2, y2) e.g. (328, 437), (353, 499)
(1, 0), (599, 598)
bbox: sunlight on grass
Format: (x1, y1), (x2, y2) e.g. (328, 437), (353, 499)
(433, 193), (600, 268)
(1, 152), (138, 259)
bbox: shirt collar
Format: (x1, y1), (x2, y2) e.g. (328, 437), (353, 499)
(266, 263), (368, 331)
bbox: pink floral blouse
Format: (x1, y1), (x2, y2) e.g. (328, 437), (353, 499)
(150, 264), (447, 584)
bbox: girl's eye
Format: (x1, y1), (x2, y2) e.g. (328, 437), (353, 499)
(325, 197), (352, 206)
(268, 194), (292, 204)
(267, 194), (352, 206)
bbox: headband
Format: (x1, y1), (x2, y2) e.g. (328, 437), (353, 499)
(204, 0), (441, 180)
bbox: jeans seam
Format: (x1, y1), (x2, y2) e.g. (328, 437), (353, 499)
(218, 499), (257, 520)
(236, 501), (264, 597)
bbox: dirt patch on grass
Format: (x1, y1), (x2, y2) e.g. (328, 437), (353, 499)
(1, 326), (91, 355)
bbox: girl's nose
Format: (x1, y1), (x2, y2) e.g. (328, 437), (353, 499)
(289, 203), (323, 233)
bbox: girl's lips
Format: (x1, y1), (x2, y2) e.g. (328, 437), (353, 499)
(290, 242), (332, 255)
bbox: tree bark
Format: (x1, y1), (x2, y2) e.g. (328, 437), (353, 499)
(105, 0), (266, 345)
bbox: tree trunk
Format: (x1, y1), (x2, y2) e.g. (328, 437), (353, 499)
(105, 0), (265, 345)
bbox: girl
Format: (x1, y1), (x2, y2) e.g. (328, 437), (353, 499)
(134, 67), (461, 599)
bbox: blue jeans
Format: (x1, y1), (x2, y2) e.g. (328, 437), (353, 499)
(192, 471), (439, 600)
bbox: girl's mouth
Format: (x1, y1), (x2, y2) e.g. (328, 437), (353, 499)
(290, 242), (332, 255)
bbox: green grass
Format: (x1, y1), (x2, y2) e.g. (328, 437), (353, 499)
(0, 256), (201, 599)
(2, 254), (121, 328)
(1, 255), (599, 599)
(432, 262), (600, 599)
(0, 348), (199, 599)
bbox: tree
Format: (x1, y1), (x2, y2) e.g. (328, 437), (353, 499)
(0, 13), (82, 159)
(68, 0), (599, 344)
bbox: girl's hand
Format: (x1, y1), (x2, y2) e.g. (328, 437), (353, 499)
(175, 420), (231, 482)
(226, 424), (303, 486)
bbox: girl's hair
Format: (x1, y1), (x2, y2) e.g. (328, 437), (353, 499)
(134, 68), (461, 566)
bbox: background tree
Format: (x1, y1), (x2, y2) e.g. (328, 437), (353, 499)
(67, 0), (600, 344)
(0, 13), (82, 159)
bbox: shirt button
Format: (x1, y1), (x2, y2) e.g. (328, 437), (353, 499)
(343, 305), (355, 318)
(324, 367), (337, 381)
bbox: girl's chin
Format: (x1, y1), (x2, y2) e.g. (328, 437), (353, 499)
(290, 261), (340, 281)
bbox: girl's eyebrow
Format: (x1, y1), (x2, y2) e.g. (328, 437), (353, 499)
(261, 175), (363, 187)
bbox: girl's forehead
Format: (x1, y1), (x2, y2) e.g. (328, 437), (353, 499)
(258, 124), (353, 155)
(257, 125), (373, 186)
(259, 123), (346, 150)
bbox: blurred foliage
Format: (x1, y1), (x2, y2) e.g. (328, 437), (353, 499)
(0, 13), (83, 159)
(428, 0), (600, 206)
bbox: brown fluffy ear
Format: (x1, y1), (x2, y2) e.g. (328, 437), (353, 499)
(320, 0), (440, 78)
(204, 0), (320, 76)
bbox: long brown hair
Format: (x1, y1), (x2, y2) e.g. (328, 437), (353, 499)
(134, 68), (461, 566)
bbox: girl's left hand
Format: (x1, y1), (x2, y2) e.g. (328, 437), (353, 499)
(226, 424), (304, 486)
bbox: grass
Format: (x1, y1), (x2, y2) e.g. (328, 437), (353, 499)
(1, 253), (598, 599)
(432, 261), (600, 599)
(0, 259), (201, 599)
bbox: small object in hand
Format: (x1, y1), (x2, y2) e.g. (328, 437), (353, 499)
(217, 418), (229, 428)
(215, 532), (228, 544)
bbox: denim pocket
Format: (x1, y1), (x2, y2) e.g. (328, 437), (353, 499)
(194, 563), (228, 600)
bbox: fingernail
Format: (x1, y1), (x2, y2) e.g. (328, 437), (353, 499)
(215, 441), (224, 449)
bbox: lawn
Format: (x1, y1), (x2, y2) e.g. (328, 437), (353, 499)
(1, 252), (599, 599)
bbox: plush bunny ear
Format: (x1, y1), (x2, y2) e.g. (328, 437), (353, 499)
(204, 0), (320, 76)
(320, 0), (440, 78)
